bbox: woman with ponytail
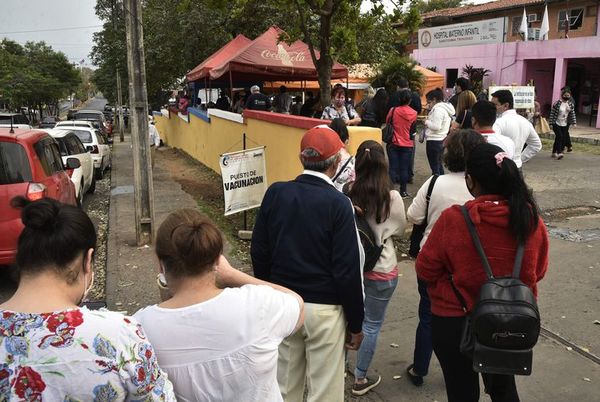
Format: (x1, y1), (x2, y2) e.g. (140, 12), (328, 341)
(345, 140), (407, 396)
(134, 209), (304, 402)
(416, 143), (549, 402)
(0, 197), (175, 401)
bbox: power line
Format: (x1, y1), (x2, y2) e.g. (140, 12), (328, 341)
(0, 25), (102, 35)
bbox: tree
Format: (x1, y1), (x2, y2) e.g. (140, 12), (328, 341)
(0, 39), (80, 118)
(415, 0), (464, 13)
(371, 55), (424, 95)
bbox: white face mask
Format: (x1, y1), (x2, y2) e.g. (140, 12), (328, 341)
(80, 269), (94, 305)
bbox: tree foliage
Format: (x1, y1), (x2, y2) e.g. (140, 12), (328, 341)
(415, 0), (464, 13)
(371, 55), (424, 94)
(0, 39), (80, 116)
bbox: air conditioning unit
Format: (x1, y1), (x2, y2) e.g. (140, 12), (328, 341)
(528, 13), (539, 22)
(528, 28), (541, 40)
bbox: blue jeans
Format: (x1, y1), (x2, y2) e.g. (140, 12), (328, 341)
(426, 140), (445, 175)
(355, 277), (398, 379)
(412, 279), (433, 376)
(387, 144), (413, 192)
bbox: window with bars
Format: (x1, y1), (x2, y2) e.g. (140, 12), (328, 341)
(558, 8), (584, 31)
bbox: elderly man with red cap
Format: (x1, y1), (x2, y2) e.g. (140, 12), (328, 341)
(251, 126), (365, 402)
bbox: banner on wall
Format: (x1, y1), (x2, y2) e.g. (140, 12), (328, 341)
(418, 18), (504, 49)
(489, 86), (536, 109)
(219, 146), (268, 216)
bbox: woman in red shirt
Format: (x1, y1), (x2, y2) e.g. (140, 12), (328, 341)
(386, 89), (417, 199)
(416, 143), (549, 402)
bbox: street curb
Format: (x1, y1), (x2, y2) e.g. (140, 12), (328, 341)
(539, 132), (600, 146)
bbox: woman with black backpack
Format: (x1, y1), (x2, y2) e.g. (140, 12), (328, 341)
(345, 140), (407, 396)
(416, 143), (549, 402)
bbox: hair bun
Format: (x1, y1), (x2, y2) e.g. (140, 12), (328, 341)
(20, 198), (61, 231)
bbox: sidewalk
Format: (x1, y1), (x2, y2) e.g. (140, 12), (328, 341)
(106, 135), (600, 401)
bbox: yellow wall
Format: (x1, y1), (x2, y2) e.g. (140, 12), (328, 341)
(155, 111), (382, 185)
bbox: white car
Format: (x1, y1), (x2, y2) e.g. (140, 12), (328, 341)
(48, 129), (95, 204)
(55, 120), (96, 130)
(54, 127), (111, 179)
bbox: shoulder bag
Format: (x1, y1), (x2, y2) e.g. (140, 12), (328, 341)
(382, 107), (395, 144)
(408, 175), (439, 258)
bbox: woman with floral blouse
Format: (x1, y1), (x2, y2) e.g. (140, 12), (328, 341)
(0, 197), (175, 401)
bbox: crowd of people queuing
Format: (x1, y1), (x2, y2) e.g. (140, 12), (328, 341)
(2, 76), (557, 402)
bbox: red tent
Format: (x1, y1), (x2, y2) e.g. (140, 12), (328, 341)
(206, 26), (348, 82)
(186, 34), (252, 82)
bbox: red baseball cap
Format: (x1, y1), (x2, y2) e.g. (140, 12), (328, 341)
(300, 126), (344, 162)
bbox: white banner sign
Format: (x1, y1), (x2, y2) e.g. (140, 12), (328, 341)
(489, 86), (536, 109)
(219, 146), (267, 216)
(419, 18), (504, 49)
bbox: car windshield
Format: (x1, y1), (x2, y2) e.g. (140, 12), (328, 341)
(71, 129), (93, 143)
(55, 138), (69, 156)
(0, 141), (32, 184)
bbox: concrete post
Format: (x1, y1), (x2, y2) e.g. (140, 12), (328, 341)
(552, 58), (567, 103)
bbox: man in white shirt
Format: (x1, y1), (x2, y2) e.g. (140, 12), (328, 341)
(491, 89), (542, 168)
(149, 118), (161, 168)
(471, 100), (515, 159)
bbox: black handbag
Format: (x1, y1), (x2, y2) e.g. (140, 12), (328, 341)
(408, 175), (439, 258)
(382, 107), (395, 143)
(449, 205), (540, 376)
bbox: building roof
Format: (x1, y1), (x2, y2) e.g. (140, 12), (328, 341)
(422, 0), (545, 20)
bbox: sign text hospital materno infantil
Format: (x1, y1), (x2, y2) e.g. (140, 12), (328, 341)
(419, 18), (504, 49)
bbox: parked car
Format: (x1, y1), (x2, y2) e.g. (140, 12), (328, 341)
(73, 109), (113, 142)
(0, 113), (31, 129)
(55, 120), (96, 130)
(39, 116), (60, 129)
(48, 129), (95, 204)
(55, 127), (111, 179)
(0, 128), (79, 266)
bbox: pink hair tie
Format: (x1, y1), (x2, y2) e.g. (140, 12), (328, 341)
(495, 152), (508, 167)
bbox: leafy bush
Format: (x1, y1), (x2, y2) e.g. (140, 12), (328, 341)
(371, 55), (425, 94)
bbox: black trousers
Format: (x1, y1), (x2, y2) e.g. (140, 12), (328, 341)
(432, 315), (520, 402)
(552, 124), (569, 154)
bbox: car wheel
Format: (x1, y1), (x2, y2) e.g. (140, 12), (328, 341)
(87, 175), (96, 194)
(95, 166), (103, 180)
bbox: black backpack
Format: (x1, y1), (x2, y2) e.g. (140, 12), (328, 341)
(450, 205), (541, 376)
(355, 213), (384, 273)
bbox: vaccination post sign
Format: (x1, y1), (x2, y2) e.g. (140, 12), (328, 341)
(489, 86), (536, 109)
(419, 18), (504, 49)
(219, 147), (267, 216)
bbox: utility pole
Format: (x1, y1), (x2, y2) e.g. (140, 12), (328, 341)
(125, 0), (154, 245)
(116, 71), (125, 142)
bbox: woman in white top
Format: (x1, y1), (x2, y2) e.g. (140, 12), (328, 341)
(424, 88), (455, 175)
(404, 129), (486, 387)
(327, 118), (355, 191)
(134, 209), (304, 402)
(0, 197), (174, 401)
(345, 140), (406, 396)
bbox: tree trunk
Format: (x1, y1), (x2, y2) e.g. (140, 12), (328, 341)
(317, 61), (332, 110)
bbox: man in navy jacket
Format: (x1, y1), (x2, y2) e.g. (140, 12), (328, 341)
(251, 126), (364, 402)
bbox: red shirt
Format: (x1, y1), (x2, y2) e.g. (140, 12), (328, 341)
(386, 105), (417, 148)
(416, 195), (549, 317)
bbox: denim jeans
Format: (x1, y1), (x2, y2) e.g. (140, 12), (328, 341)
(412, 279), (433, 376)
(426, 140), (445, 175)
(355, 277), (398, 379)
(387, 144), (413, 192)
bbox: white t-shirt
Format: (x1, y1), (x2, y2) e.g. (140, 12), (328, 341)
(407, 172), (473, 248)
(134, 285), (300, 402)
(492, 109), (542, 168)
(556, 102), (571, 127)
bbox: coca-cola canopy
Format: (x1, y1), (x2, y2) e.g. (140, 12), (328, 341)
(186, 34), (252, 82)
(205, 26), (348, 82)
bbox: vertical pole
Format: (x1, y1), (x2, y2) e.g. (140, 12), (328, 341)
(125, 0), (154, 245)
(243, 132), (247, 231)
(229, 70), (234, 109)
(116, 70), (125, 142)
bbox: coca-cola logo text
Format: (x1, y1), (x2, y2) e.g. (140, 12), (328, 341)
(261, 49), (306, 64)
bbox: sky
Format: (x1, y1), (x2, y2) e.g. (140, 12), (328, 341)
(0, 0), (494, 68)
(0, 0), (102, 67)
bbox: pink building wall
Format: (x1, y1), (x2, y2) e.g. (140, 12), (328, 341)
(412, 36), (600, 128)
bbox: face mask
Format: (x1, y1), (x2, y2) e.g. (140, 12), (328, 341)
(79, 270), (94, 306)
(562, 96), (570, 101)
(334, 98), (345, 107)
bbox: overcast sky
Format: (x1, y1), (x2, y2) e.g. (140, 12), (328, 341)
(0, 0), (101, 67)
(0, 0), (493, 68)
